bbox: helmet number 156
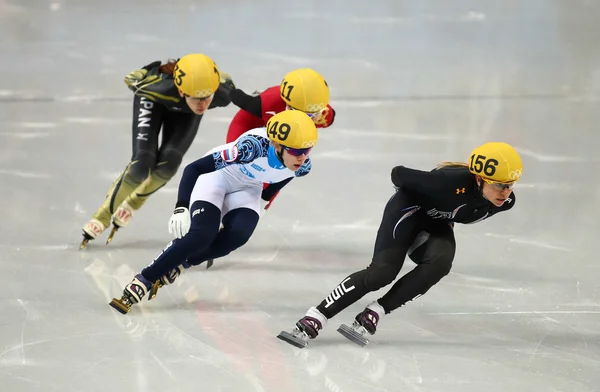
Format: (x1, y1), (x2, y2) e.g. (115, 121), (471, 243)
(470, 154), (498, 177)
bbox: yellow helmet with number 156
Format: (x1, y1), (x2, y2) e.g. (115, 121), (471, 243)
(468, 142), (523, 184)
(174, 54), (220, 98)
(266, 110), (318, 150)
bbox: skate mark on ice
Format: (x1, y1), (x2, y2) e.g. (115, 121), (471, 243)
(515, 147), (598, 163)
(149, 351), (174, 378)
(0, 132), (50, 139)
(413, 354), (423, 384)
(431, 310), (600, 315)
(0, 169), (51, 179)
(324, 128), (456, 141)
(482, 233), (572, 252)
(18, 122), (57, 129)
(16, 299), (28, 365)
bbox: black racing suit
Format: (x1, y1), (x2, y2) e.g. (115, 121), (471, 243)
(316, 164), (516, 318)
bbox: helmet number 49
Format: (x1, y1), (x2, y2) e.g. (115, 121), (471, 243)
(268, 121), (291, 142)
(470, 154), (498, 177)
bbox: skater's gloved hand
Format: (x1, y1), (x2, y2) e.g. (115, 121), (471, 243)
(168, 207), (191, 239)
(124, 68), (159, 89)
(219, 71), (236, 91)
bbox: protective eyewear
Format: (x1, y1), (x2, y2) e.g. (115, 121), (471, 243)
(283, 146), (312, 157)
(483, 178), (515, 191)
(286, 105), (321, 118)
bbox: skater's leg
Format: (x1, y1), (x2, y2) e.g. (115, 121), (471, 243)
(314, 193), (422, 320)
(123, 112), (202, 212)
(186, 207), (259, 266)
(108, 200), (221, 314)
(189, 184), (262, 267)
(82, 95), (163, 245)
(141, 200), (221, 282)
(278, 192), (423, 346)
(377, 224), (455, 313)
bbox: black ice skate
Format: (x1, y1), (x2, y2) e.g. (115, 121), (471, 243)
(109, 274), (152, 314)
(277, 316), (322, 349)
(148, 264), (188, 300)
(337, 308), (380, 347)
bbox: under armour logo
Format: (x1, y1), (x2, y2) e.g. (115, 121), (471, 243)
(456, 188), (465, 194)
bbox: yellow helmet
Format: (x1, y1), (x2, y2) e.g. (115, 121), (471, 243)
(280, 68), (330, 113)
(469, 142), (523, 183)
(266, 110), (318, 149)
(173, 54), (220, 98)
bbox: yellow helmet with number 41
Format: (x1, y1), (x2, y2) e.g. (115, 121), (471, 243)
(280, 68), (330, 113)
(174, 54), (221, 98)
(469, 142), (523, 183)
(266, 110), (318, 151)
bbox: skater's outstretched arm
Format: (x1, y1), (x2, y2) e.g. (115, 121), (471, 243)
(229, 89), (262, 117)
(209, 73), (236, 109)
(391, 166), (453, 196)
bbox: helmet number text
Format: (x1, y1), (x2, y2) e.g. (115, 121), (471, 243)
(281, 80), (294, 101)
(267, 121), (291, 142)
(175, 68), (186, 87)
(470, 154), (498, 177)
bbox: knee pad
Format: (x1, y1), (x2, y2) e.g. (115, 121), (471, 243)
(364, 249), (405, 290)
(125, 151), (156, 185)
(154, 149), (183, 181)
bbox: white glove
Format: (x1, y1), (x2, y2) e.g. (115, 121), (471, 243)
(168, 207), (191, 239)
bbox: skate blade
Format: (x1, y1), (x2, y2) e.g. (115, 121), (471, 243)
(79, 238), (89, 251)
(206, 259), (214, 269)
(148, 281), (162, 301)
(277, 331), (308, 349)
(337, 324), (369, 347)
(109, 298), (131, 314)
(106, 225), (119, 245)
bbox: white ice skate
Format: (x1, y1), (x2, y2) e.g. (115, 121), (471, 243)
(109, 274), (152, 314)
(80, 218), (106, 250)
(107, 201), (134, 244)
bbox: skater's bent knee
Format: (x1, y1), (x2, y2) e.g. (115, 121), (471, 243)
(364, 262), (401, 290)
(125, 151), (156, 184)
(154, 149), (183, 180)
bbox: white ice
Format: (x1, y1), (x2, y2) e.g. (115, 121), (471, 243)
(1, 1), (599, 391)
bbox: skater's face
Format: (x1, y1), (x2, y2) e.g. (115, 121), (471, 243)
(179, 91), (214, 115)
(275, 143), (311, 171)
(477, 176), (514, 207)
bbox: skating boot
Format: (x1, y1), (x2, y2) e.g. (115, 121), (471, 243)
(109, 274), (152, 314)
(107, 201), (134, 245)
(80, 219), (107, 250)
(277, 307), (327, 349)
(337, 303), (384, 347)
(148, 264), (186, 300)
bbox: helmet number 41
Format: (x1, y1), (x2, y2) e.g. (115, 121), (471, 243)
(470, 154), (498, 177)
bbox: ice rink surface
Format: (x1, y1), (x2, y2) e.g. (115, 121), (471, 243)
(1, 0), (600, 391)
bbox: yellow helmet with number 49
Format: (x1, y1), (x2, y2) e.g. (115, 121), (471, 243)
(266, 110), (318, 150)
(280, 68), (330, 113)
(174, 54), (220, 98)
(469, 142), (523, 183)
